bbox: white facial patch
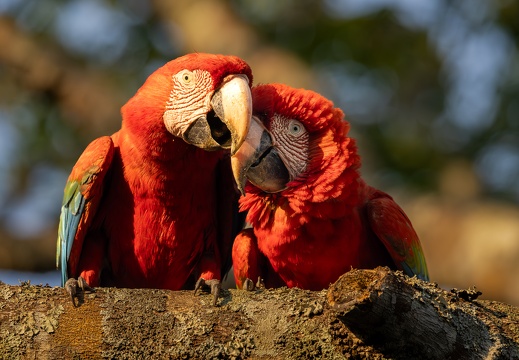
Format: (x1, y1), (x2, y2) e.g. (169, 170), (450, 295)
(163, 69), (213, 138)
(270, 115), (310, 181)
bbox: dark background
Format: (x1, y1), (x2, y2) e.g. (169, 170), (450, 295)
(0, 0), (518, 305)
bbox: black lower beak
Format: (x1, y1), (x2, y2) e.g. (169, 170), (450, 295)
(184, 116), (223, 151)
(206, 110), (232, 148)
(231, 126), (290, 194)
(247, 147), (290, 193)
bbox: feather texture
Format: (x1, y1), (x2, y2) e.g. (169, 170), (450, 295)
(57, 53), (252, 290)
(234, 84), (429, 290)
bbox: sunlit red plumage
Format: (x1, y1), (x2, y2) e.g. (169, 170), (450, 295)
(57, 53), (252, 298)
(232, 83), (428, 290)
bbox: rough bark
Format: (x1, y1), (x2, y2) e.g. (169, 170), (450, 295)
(1, 268), (518, 360)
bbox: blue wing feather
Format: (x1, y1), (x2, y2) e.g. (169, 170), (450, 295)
(56, 136), (114, 287)
(57, 187), (86, 286)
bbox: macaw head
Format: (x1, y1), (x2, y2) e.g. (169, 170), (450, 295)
(122, 53), (253, 154)
(232, 83), (360, 198)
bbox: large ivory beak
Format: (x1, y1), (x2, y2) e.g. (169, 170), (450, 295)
(231, 116), (267, 194)
(211, 74), (252, 155)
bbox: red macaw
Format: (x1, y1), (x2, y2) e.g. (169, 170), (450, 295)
(57, 53), (253, 305)
(231, 83), (429, 290)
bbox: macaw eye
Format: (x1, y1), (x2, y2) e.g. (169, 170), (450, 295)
(179, 71), (194, 85)
(288, 119), (306, 137)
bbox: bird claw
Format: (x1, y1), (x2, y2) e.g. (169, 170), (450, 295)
(256, 276), (265, 289)
(194, 278), (221, 306)
(64, 276), (95, 308)
(242, 276), (265, 291)
(243, 278), (255, 291)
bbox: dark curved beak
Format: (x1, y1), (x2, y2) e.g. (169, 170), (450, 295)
(231, 116), (289, 195)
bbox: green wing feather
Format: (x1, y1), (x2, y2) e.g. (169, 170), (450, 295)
(366, 193), (429, 281)
(56, 136), (114, 286)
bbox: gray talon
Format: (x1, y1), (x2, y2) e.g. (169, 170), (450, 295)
(243, 278), (255, 291)
(194, 278), (221, 306)
(256, 276), (265, 289)
(64, 276), (95, 307)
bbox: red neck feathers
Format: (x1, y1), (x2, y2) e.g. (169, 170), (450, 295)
(120, 60), (188, 160)
(240, 84), (362, 229)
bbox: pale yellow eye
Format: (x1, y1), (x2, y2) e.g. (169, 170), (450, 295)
(179, 71), (193, 85)
(288, 119), (305, 137)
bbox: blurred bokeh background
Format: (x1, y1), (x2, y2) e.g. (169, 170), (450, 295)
(0, 0), (518, 305)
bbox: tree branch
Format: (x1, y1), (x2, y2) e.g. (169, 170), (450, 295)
(328, 267), (519, 359)
(1, 268), (518, 359)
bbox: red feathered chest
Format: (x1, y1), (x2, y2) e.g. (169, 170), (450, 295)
(243, 179), (395, 290)
(97, 135), (223, 289)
